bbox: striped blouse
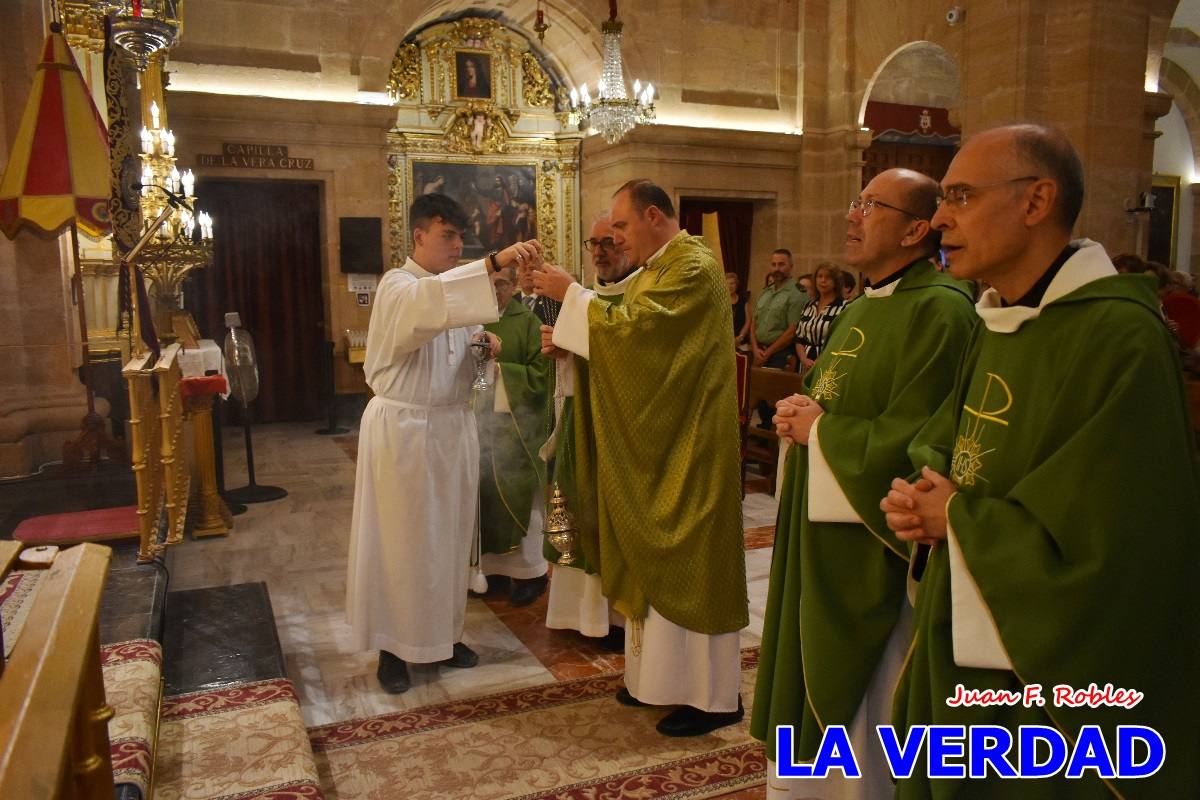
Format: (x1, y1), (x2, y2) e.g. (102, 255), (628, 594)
(794, 297), (847, 360)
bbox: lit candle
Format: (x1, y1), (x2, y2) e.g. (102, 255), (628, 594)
(645, 83), (654, 102)
(569, 87), (578, 107)
(140, 126), (151, 154)
(169, 167), (180, 192)
(149, 100), (159, 130)
(164, 130), (174, 156)
(141, 165), (152, 194)
(182, 169), (195, 197)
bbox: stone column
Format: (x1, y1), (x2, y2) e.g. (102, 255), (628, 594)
(0, 3), (91, 474)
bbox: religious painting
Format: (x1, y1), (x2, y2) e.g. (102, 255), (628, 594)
(412, 161), (537, 259)
(454, 51), (493, 100)
(1149, 174), (1180, 269)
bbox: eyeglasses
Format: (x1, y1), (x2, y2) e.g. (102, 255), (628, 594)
(937, 176), (1040, 209)
(583, 237), (616, 252)
(848, 198), (920, 218)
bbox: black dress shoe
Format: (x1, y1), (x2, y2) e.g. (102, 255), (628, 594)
(487, 575), (511, 595)
(596, 626), (625, 653)
(655, 697), (745, 737)
(509, 574), (548, 607)
(615, 686), (650, 707)
(377, 650), (410, 694)
(440, 642), (479, 668)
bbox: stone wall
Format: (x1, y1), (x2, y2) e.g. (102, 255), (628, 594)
(168, 92), (395, 395)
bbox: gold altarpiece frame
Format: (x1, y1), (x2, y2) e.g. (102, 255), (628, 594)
(385, 16), (581, 275)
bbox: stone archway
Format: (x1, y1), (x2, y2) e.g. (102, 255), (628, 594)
(858, 41), (960, 128)
(857, 41), (962, 187)
(1157, 57), (1200, 275)
(1158, 57), (1200, 177)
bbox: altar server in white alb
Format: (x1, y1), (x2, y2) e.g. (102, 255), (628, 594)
(346, 192), (542, 693)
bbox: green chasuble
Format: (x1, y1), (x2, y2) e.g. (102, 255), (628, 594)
(573, 231), (748, 634)
(894, 248), (1200, 798)
(479, 299), (549, 554)
(543, 271), (639, 570)
(751, 260), (976, 762)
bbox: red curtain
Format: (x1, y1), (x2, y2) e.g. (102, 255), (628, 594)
(189, 179), (325, 423)
(679, 198), (754, 290)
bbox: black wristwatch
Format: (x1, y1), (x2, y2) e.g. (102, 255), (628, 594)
(487, 250), (500, 272)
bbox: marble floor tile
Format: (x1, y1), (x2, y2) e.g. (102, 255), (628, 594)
(742, 492), (780, 528)
(163, 421), (782, 730)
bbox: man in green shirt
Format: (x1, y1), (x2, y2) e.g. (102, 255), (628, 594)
(752, 249), (808, 369)
(883, 124), (1200, 798)
(751, 168), (975, 798)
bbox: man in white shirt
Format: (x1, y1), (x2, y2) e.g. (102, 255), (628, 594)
(346, 192), (541, 693)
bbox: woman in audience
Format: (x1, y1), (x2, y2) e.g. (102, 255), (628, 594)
(794, 262), (847, 374)
(727, 272), (752, 352)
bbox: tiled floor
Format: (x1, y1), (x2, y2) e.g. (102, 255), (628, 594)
(166, 421), (780, 743)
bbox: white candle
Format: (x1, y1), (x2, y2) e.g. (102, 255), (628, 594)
(150, 100), (160, 130)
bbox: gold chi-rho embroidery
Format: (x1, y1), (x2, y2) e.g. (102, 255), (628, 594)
(811, 326), (865, 401)
(952, 372), (1013, 486)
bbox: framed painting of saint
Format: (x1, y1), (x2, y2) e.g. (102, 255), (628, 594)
(411, 161), (537, 259)
(454, 51), (493, 100)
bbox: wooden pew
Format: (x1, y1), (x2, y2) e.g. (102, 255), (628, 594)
(0, 543), (114, 798)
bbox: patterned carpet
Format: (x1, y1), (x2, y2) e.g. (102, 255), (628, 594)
(0, 569), (45, 658)
(308, 649), (765, 800)
(155, 678), (325, 799)
(102, 639), (163, 797)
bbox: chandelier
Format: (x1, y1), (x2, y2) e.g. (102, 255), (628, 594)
(75, 0), (181, 70)
(138, 99), (213, 309)
(567, 0), (654, 144)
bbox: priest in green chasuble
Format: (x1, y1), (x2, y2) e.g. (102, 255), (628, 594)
(751, 168), (977, 798)
(883, 124), (1200, 798)
(542, 213), (639, 648)
(477, 266), (551, 606)
(533, 179), (749, 738)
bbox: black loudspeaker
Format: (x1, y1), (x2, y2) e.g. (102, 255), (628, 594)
(339, 217), (383, 274)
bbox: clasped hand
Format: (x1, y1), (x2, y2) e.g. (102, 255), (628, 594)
(773, 394), (824, 445)
(879, 466), (957, 546)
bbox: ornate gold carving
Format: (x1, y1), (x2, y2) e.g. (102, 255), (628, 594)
(521, 52), (554, 108)
(538, 167), (558, 265)
(562, 161), (577, 273)
(449, 17), (502, 44)
(387, 153), (406, 267)
(387, 42), (421, 102)
(63, 2), (106, 52)
(444, 102), (508, 155)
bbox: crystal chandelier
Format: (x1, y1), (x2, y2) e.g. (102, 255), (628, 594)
(138, 99), (213, 309)
(567, 0), (654, 144)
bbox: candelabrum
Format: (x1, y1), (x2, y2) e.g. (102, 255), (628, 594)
(567, 5), (655, 144)
(138, 99), (213, 317)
